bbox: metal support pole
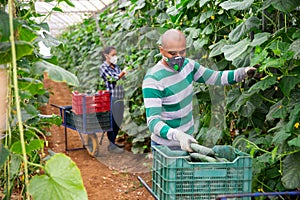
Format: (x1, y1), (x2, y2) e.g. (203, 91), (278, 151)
(216, 191), (300, 200)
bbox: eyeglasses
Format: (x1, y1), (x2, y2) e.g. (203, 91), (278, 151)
(166, 49), (186, 56)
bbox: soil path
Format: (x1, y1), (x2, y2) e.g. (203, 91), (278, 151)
(41, 75), (154, 200)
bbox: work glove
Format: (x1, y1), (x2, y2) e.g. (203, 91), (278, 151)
(245, 66), (257, 77)
(174, 131), (197, 152)
(245, 64), (260, 77)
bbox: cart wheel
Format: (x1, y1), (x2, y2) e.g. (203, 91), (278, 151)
(86, 133), (99, 157)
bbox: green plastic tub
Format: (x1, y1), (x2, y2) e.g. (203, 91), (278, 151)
(151, 145), (252, 200)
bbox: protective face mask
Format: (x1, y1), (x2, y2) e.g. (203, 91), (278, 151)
(110, 55), (118, 65)
(164, 56), (185, 72)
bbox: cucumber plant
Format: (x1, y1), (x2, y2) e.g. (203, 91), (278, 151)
(0, 0), (87, 199)
(53, 0), (300, 192)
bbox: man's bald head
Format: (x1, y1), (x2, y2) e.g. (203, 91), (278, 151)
(161, 29), (186, 49)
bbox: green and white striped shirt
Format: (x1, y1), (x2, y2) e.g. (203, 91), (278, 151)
(142, 58), (246, 147)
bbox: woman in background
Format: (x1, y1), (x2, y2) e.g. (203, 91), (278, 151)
(100, 46), (128, 153)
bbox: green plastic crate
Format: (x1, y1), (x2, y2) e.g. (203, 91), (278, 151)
(152, 145), (252, 200)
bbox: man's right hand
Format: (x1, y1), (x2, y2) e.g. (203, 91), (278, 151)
(174, 131), (197, 152)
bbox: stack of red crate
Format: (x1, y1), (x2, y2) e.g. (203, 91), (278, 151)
(71, 90), (111, 133)
(72, 90), (110, 115)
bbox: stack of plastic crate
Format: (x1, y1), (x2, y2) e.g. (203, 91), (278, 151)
(71, 91), (111, 133)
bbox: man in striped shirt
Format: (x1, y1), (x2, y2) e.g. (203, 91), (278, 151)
(142, 29), (256, 152)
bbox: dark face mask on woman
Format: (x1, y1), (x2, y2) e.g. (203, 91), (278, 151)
(163, 56), (185, 72)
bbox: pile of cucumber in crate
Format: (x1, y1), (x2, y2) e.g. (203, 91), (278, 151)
(188, 143), (230, 163)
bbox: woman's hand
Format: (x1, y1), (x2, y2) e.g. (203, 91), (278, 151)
(122, 67), (130, 73)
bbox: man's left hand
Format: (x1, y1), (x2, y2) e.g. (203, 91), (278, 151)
(245, 66), (257, 77)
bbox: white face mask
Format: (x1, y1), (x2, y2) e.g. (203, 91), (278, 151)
(110, 55), (118, 65)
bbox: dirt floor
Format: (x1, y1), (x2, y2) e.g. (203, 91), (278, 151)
(41, 75), (154, 200)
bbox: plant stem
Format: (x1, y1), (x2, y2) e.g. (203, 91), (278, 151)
(255, 178), (285, 200)
(27, 161), (44, 169)
(261, 11), (277, 30)
(234, 137), (270, 154)
(258, 93), (277, 104)
(284, 14), (287, 33)
(255, 178), (275, 192)
(8, 0), (30, 199)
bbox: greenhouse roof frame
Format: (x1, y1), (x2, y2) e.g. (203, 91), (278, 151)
(34, 0), (114, 36)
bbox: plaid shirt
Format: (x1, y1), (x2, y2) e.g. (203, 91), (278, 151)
(99, 61), (125, 99)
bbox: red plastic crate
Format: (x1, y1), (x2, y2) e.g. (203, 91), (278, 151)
(72, 91), (110, 114)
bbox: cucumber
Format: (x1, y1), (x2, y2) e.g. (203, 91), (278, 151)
(190, 143), (216, 156)
(190, 153), (217, 162)
(215, 156), (230, 162)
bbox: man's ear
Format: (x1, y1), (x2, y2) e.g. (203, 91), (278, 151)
(159, 46), (164, 55)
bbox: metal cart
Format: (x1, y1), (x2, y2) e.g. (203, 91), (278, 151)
(51, 91), (112, 157)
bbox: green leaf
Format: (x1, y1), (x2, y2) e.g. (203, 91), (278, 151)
(279, 74), (300, 97)
(52, 7), (63, 12)
(199, 0), (210, 7)
(272, 129), (291, 146)
(190, 28), (201, 39)
(41, 31), (62, 48)
(281, 152), (300, 189)
(58, 0), (75, 7)
(166, 5), (179, 16)
(28, 139), (44, 152)
(232, 47), (252, 68)
(186, 35), (193, 48)
(187, 0), (197, 8)
(10, 141), (23, 154)
(292, 30), (300, 39)
(288, 39), (300, 59)
(0, 10), (19, 42)
(226, 88), (241, 112)
(28, 153), (88, 200)
(262, 57), (285, 69)
(271, 146), (278, 161)
(193, 38), (208, 49)
(271, 0), (300, 13)
(199, 10), (214, 23)
(266, 100), (288, 121)
(156, 13), (169, 24)
(285, 104), (300, 132)
(10, 154), (22, 177)
(0, 143), (10, 168)
(250, 49), (268, 66)
(203, 127), (223, 147)
(122, 19), (132, 30)
(268, 41), (290, 55)
(221, 39), (250, 61)
(250, 32), (271, 47)
(19, 77), (44, 95)
(288, 136), (300, 147)
(11, 139), (43, 155)
(33, 60), (79, 86)
(19, 26), (37, 42)
(34, 23), (50, 32)
(209, 39), (228, 58)
(0, 41), (34, 64)
(229, 16), (260, 42)
(239, 100), (256, 117)
(202, 24), (213, 35)
(24, 104), (38, 115)
(220, 0), (254, 10)
(248, 76), (277, 93)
